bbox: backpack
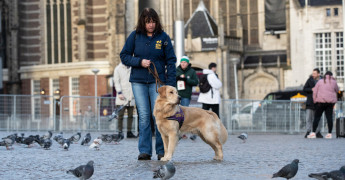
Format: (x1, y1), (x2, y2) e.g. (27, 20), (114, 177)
(199, 74), (212, 93)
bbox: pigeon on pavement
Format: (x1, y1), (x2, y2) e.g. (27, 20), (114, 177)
(0, 136), (15, 150)
(89, 137), (102, 150)
(43, 131), (53, 139)
(272, 159), (299, 179)
(309, 165), (345, 180)
(81, 133), (91, 146)
(67, 160), (94, 180)
(15, 133), (25, 144)
(153, 161), (176, 180)
(70, 132), (81, 144)
(43, 138), (52, 150)
(22, 135), (37, 147)
(238, 133), (248, 143)
(63, 138), (71, 150)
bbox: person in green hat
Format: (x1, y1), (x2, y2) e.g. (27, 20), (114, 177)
(176, 56), (199, 140)
(176, 56), (199, 107)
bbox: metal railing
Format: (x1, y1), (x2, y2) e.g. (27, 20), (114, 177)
(220, 99), (344, 133)
(59, 96), (137, 133)
(0, 95), (56, 131)
(1, 94), (342, 134)
(0, 94), (137, 133)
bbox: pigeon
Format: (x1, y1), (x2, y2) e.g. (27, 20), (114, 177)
(89, 137), (102, 150)
(22, 135), (38, 147)
(309, 165), (345, 180)
(43, 131), (53, 139)
(108, 102), (130, 121)
(43, 138), (52, 150)
(111, 133), (124, 144)
(101, 134), (111, 143)
(70, 132), (81, 144)
(101, 134), (124, 144)
(0, 136), (15, 150)
(15, 133), (25, 144)
(54, 132), (64, 146)
(67, 160), (94, 180)
(81, 133), (91, 146)
(63, 138), (71, 150)
(238, 133), (248, 143)
(272, 159), (299, 179)
(153, 161), (176, 180)
(36, 137), (45, 147)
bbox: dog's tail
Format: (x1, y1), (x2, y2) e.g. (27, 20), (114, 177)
(207, 111), (228, 144)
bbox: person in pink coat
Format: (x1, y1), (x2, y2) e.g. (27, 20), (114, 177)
(308, 71), (339, 139)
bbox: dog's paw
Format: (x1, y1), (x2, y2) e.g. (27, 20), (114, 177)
(213, 156), (223, 161)
(160, 156), (171, 161)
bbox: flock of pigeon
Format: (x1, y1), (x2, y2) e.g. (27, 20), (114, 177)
(0, 131), (125, 151)
(1, 131), (344, 179)
(0, 131), (126, 179)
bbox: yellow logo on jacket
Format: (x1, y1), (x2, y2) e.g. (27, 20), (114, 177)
(155, 40), (162, 49)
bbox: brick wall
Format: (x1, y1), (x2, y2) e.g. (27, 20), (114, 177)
(40, 78), (50, 95)
(21, 79), (31, 95)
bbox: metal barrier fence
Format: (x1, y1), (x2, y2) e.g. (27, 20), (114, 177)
(0, 95), (137, 133)
(221, 99), (345, 133)
(1, 94), (343, 134)
(0, 95), (57, 131)
(59, 96), (138, 133)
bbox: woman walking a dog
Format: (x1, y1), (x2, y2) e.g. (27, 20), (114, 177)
(120, 8), (176, 160)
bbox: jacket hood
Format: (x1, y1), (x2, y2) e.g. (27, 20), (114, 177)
(203, 69), (214, 74)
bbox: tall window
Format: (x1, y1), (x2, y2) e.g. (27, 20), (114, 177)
(46, 0), (72, 64)
(71, 77), (80, 95)
(336, 32), (344, 78)
(315, 33), (332, 75)
(326, 8), (331, 17)
(52, 79), (60, 93)
(33, 80), (41, 95)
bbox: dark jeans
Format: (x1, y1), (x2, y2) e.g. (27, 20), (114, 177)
(202, 103), (219, 118)
(313, 103), (334, 133)
(117, 105), (134, 132)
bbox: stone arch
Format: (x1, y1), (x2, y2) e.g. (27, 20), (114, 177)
(243, 71), (279, 100)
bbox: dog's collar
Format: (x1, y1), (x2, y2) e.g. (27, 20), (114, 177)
(166, 106), (184, 129)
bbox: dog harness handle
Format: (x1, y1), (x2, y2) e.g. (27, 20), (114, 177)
(148, 61), (164, 92)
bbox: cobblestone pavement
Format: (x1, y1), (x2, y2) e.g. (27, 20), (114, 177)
(0, 131), (344, 180)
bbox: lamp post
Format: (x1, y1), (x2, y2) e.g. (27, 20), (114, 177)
(54, 89), (61, 131)
(230, 57), (240, 100)
(343, 0), (345, 92)
(92, 69), (99, 130)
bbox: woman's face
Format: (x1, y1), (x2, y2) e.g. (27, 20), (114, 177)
(145, 19), (156, 34)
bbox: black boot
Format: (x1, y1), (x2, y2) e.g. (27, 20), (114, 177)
(316, 132), (323, 138)
(304, 131), (310, 138)
(127, 131), (137, 138)
(138, 153), (151, 160)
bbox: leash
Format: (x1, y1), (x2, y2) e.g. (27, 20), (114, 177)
(147, 62), (164, 92)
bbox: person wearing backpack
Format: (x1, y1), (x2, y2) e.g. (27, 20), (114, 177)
(197, 63), (222, 117)
(176, 56), (199, 107)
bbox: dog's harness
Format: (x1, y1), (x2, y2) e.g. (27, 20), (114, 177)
(166, 106), (185, 128)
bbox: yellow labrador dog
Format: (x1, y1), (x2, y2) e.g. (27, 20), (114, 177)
(153, 86), (228, 161)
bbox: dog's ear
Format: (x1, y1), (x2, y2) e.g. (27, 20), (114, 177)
(158, 86), (167, 98)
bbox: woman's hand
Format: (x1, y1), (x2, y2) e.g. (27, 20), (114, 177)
(141, 59), (151, 68)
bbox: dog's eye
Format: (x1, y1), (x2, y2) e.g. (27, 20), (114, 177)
(170, 91), (173, 94)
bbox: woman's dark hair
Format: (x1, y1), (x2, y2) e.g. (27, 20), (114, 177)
(135, 8), (163, 34)
(324, 71), (333, 83)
